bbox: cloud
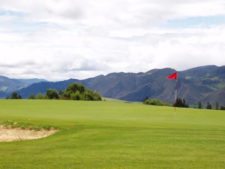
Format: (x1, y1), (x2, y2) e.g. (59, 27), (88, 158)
(0, 0), (225, 80)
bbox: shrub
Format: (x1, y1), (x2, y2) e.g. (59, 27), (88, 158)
(144, 99), (165, 106)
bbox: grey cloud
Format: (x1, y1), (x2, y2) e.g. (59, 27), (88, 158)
(45, 6), (84, 20)
(61, 8), (84, 19)
(58, 59), (109, 73)
(71, 61), (109, 71)
(0, 61), (37, 68)
(0, 0), (225, 80)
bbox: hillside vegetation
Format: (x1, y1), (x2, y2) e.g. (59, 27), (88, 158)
(27, 83), (101, 101)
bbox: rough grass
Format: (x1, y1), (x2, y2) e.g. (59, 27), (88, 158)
(0, 120), (56, 131)
(0, 100), (225, 169)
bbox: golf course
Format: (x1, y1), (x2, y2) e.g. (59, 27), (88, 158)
(0, 100), (225, 169)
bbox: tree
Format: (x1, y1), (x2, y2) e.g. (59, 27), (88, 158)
(206, 102), (212, 109)
(143, 97), (149, 102)
(35, 93), (45, 99)
(215, 102), (219, 110)
(46, 89), (59, 99)
(62, 90), (71, 99)
(70, 91), (81, 100)
(29, 94), (35, 99)
(92, 92), (102, 101)
(83, 90), (94, 100)
(8, 92), (22, 99)
(63, 83), (102, 101)
(58, 90), (64, 99)
(173, 98), (189, 108)
(66, 83), (85, 93)
(198, 101), (202, 109)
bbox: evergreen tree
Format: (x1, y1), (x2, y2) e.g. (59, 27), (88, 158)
(173, 98), (188, 108)
(206, 102), (212, 109)
(215, 102), (219, 110)
(8, 92), (22, 99)
(198, 101), (202, 109)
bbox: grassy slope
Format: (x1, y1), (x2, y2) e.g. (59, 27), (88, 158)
(0, 100), (225, 169)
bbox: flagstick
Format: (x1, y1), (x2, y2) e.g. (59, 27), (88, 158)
(175, 89), (178, 102)
(174, 78), (178, 111)
(167, 72), (179, 112)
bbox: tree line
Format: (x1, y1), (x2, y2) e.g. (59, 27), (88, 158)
(197, 101), (225, 110)
(7, 83), (102, 101)
(144, 97), (225, 110)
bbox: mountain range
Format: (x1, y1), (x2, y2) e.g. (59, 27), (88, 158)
(1, 65), (224, 106)
(0, 76), (45, 98)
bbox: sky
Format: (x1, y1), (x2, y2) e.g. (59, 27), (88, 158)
(0, 0), (225, 80)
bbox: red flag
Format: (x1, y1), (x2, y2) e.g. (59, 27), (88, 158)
(167, 72), (178, 80)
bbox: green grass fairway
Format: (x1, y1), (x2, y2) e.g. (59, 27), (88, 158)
(0, 100), (225, 169)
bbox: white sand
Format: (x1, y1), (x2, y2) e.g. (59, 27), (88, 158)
(0, 126), (57, 142)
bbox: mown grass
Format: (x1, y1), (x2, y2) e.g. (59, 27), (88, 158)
(0, 100), (225, 169)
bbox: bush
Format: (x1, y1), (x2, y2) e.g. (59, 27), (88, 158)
(144, 99), (165, 106)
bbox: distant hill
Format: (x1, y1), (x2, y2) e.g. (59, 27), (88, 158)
(0, 76), (46, 97)
(81, 65), (225, 105)
(18, 79), (80, 98)
(1, 65), (225, 106)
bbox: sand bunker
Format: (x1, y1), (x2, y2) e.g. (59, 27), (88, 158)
(0, 126), (57, 142)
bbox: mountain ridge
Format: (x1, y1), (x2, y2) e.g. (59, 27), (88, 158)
(1, 65), (224, 106)
(0, 76), (46, 97)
